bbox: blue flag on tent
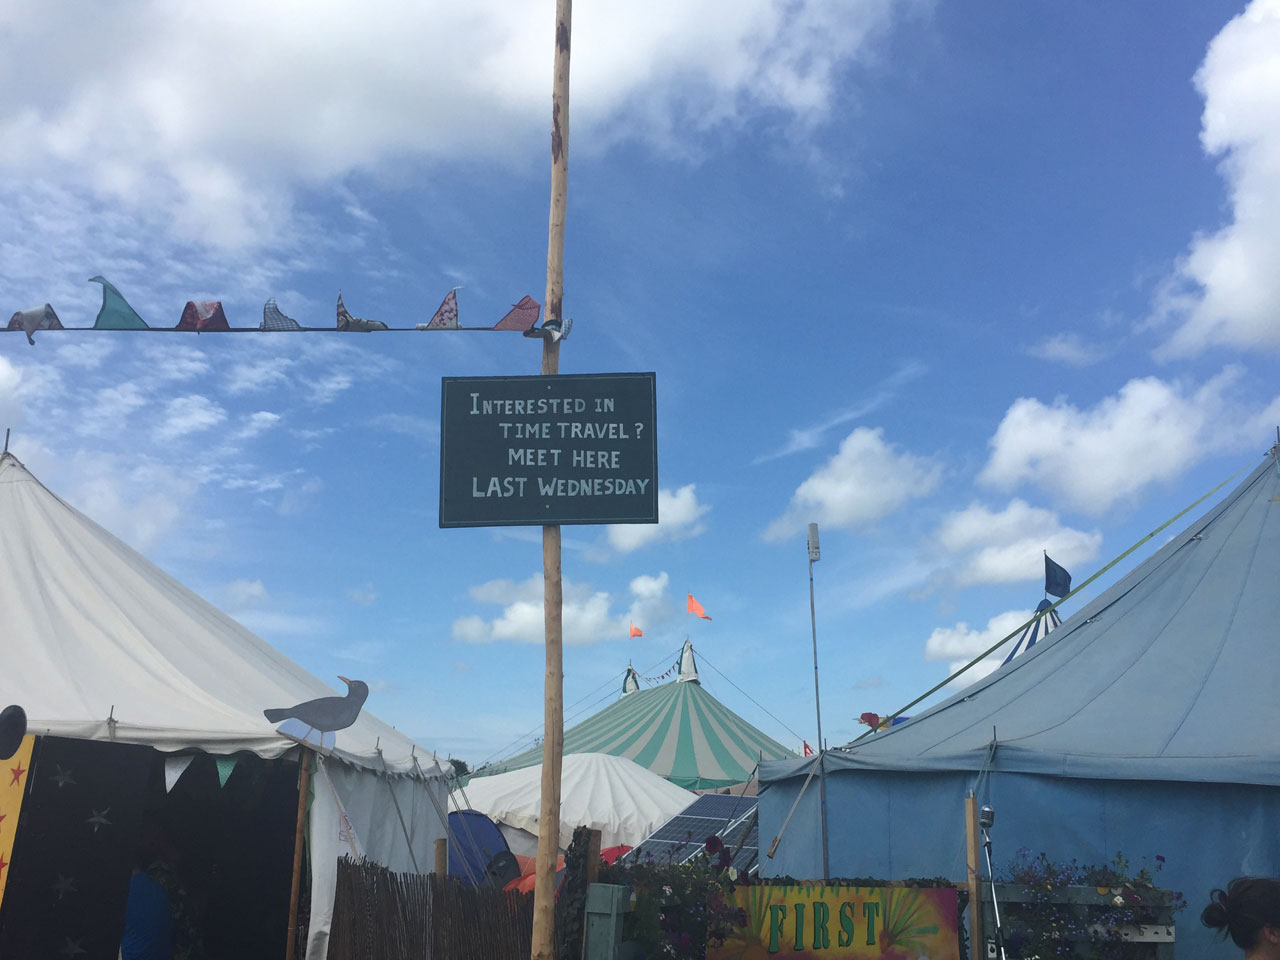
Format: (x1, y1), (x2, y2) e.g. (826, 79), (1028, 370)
(1045, 553), (1072, 598)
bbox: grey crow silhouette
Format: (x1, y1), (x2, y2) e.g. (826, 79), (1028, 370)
(264, 677), (368, 734)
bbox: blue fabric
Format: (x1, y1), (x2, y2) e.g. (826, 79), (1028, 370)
(448, 810), (509, 887)
(1044, 554), (1071, 598)
(764, 459), (1280, 785)
(121, 872), (172, 960)
(759, 766), (1280, 960)
(759, 460), (1280, 960)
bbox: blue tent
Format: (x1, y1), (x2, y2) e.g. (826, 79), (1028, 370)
(759, 452), (1280, 959)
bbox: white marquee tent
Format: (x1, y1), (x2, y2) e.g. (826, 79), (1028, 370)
(459, 752), (695, 854)
(0, 451), (448, 960)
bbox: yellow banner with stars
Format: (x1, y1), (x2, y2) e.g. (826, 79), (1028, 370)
(0, 735), (36, 912)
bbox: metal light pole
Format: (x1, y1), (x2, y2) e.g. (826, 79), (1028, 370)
(807, 522), (829, 879)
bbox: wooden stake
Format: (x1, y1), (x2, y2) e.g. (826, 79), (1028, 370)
(585, 828), (602, 886)
(285, 749), (312, 960)
(964, 794), (984, 958)
(531, 3), (571, 959)
(434, 836), (449, 876)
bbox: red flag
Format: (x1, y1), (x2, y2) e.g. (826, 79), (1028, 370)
(687, 594), (712, 620)
(858, 712), (881, 730)
(803, 741), (813, 757)
(629, 622), (643, 638)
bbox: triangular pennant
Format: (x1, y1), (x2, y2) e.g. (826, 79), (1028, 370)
(215, 755), (238, 788)
(90, 276), (148, 330)
(492, 295), (541, 331)
(261, 298), (302, 331)
(175, 300), (230, 332)
(8, 304), (63, 345)
(424, 289), (460, 329)
(336, 291), (387, 332)
(164, 754), (195, 793)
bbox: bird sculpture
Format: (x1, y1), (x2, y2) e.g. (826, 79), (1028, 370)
(264, 677), (369, 740)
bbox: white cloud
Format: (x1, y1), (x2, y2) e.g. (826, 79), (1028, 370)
(227, 578), (269, 606)
(347, 584), (378, 607)
(226, 357), (294, 395)
(0, 1), (902, 250)
(278, 477), (324, 516)
(938, 500), (1101, 585)
(1154, 0), (1280, 356)
(924, 608), (1033, 688)
(979, 368), (1280, 513)
(453, 570), (674, 645)
(763, 427), (941, 541)
(607, 484), (709, 552)
(154, 394), (226, 442)
(236, 411), (281, 440)
(1027, 333), (1109, 367)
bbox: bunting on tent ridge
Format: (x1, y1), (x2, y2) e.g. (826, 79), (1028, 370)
(90, 276), (148, 330)
(7, 304), (62, 345)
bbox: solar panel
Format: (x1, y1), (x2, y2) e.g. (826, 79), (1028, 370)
(624, 795), (760, 873)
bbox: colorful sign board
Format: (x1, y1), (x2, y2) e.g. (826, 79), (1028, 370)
(439, 372), (658, 527)
(709, 884), (960, 960)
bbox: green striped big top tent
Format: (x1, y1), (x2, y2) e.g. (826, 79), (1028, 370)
(480, 641), (797, 790)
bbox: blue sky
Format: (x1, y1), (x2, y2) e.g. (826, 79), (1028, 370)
(2, 0), (1278, 765)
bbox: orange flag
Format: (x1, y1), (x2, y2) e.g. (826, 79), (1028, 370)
(687, 594), (712, 620)
(629, 622), (643, 638)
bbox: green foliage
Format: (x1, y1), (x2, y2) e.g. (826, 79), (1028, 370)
(598, 838), (745, 960)
(997, 849), (1186, 960)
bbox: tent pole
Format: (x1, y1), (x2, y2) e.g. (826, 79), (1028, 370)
(531, 2), (571, 958)
(285, 748), (312, 960)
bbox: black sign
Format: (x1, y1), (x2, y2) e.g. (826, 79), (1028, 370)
(440, 373), (658, 527)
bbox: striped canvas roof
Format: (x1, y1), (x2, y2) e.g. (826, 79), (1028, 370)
(482, 676), (797, 790)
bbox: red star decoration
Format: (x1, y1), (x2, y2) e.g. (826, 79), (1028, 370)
(8, 762), (24, 786)
(0, 853), (7, 874)
(0, 812), (6, 832)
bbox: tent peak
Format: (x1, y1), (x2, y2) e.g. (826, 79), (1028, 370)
(676, 639), (699, 684)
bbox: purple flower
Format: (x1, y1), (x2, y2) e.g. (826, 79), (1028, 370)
(704, 835), (724, 854)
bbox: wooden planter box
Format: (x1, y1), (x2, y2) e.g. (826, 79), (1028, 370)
(979, 883), (1177, 959)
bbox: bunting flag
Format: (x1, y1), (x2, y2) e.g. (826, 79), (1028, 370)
(90, 277), (148, 330)
(7, 304), (63, 345)
(0, 735), (35, 913)
(493, 295), (542, 332)
(423, 288), (460, 330)
(336, 292), (387, 332)
(1045, 553), (1072, 599)
(261, 298), (302, 331)
(215, 756), (238, 788)
(629, 622), (643, 638)
(174, 300), (229, 332)
(4, 282), (541, 337)
(686, 594), (712, 620)
(163, 754), (195, 793)
(802, 741), (813, 757)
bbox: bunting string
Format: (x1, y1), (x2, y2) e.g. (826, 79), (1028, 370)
(5, 278), (552, 344)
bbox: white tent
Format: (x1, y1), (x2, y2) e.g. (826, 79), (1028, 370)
(0, 451), (448, 960)
(459, 752), (695, 853)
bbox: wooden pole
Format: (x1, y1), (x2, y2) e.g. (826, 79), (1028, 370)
(531, 2), (571, 959)
(584, 828), (602, 886)
(964, 793), (984, 959)
(285, 749), (312, 960)
(434, 836), (449, 876)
